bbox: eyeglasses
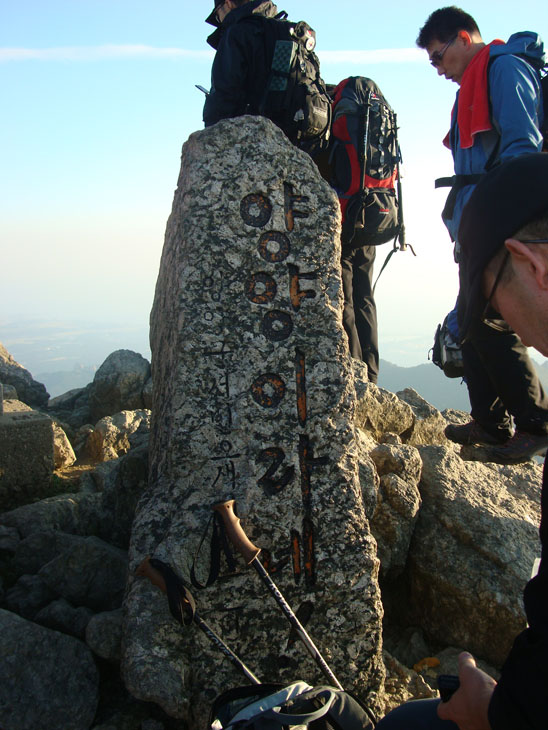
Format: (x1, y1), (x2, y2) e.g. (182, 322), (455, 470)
(481, 238), (548, 330)
(430, 35), (458, 67)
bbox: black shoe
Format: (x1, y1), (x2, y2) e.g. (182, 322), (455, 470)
(444, 420), (505, 446)
(483, 430), (548, 464)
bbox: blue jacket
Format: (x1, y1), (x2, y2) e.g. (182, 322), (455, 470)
(445, 32), (545, 242)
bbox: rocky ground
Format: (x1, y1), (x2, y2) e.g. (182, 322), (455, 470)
(0, 345), (542, 729)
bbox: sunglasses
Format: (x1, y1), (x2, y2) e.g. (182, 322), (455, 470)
(430, 35), (458, 67)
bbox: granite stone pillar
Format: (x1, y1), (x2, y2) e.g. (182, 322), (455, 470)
(122, 116), (383, 725)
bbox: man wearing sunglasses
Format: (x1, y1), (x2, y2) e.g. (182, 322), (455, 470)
(377, 152), (548, 730)
(203, 0), (280, 128)
(416, 7), (548, 464)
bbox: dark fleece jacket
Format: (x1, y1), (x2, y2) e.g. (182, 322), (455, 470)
(203, 0), (279, 127)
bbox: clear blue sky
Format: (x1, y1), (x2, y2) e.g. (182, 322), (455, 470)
(1, 1), (546, 366)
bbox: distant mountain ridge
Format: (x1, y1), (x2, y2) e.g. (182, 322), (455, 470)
(378, 358), (548, 414)
(3, 318), (548, 409)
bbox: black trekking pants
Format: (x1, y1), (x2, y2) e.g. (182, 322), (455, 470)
(341, 244), (379, 383)
(457, 266), (548, 439)
(377, 699), (457, 729)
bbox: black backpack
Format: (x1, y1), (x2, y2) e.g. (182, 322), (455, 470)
(329, 77), (404, 250)
(430, 307), (464, 379)
(209, 681), (376, 729)
(258, 12), (331, 153)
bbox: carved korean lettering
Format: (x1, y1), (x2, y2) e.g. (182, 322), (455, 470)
(240, 193), (273, 228)
(302, 517), (316, 586)
(291, 529), (302, 583)
(250, 373), (286, 408)
(246, 272), (277, 305)
(288, 264), (317, 311)
(210, 441), (241, 491)
(295, 349), (307, 428)
(261, 548), (289, 576)
(298, 434), (328, 512)
(284, 182), (310, 232)
(203, 341), (233, 358)
(257, 231), (291, 263)
(261, 310), (293, 342)
(258, 447), (295, 496)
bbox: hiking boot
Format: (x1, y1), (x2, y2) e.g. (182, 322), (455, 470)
(444, 420), (505, 446)
(483, 430), (548, 465)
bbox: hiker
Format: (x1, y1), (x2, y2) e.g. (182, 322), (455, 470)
(328, 77), (405, 383)
(416, 7), (548, 463)
(377, 152), (548, 730)
(341, 245), (379, 382)
(203, 0), (280, 127)
(202, 0), (329, 152)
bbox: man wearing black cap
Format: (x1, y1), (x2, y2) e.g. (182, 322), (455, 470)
(417, 7), (548, 463)
(203, 0), (280, 128)
(376, 152), (548, 730)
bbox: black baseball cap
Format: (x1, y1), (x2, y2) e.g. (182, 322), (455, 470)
(458, 153), (548, 340)
(206, 0), (225, 27)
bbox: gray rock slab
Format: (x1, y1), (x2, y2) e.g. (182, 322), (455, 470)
(408, 445), (541, 666)
(122, 116), (384, 725)
(13, 530), (87, 576)
(356, 384), (414, 442)
(5, 574), (57, 620)
(0, 490), (104, 539)
(89, 350), (151, 423)
(0, 341), (49, 408)
(38, 535), (128, 611)
(35, 597), (94, 639)
(86, 608), (123, 661)
(0, 608), (99, 730)
(396, 388), (451, 446)
(0, 405), (54, 511)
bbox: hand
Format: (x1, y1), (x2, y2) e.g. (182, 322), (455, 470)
(437, 652), (496, 730)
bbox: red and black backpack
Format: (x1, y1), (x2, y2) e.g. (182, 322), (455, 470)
(329, 76), (405, 250)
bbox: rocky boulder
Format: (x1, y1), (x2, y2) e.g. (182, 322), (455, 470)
(88, 350), (151, 423)
(405, 445), (542, 667)
(0, 341), (49, 408)
(0, 608), (99, 730)
(83, 409), (151, 462)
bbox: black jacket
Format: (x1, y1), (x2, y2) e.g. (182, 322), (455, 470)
(488, 457), (548, 728)
(203, 0), (279, 127)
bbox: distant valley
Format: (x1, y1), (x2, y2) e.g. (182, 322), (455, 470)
(3, 318), (548, 413)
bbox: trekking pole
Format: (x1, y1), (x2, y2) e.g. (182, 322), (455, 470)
(213, 500), (344, 691)
(137, 556), (261, 685)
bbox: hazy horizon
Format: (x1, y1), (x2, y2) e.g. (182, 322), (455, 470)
(3, 1), (546, 375)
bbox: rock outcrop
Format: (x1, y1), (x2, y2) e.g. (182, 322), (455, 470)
(0, 608), (99, 730)
(0, 340), (49, 407)
(406, 446), (540, 667)
(88, 350), (151, 423)
(0, 119), (544, 729)
(0, 399), (54, 511)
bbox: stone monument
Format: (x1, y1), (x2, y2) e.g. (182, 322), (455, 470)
(122, 116), (383, 726)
